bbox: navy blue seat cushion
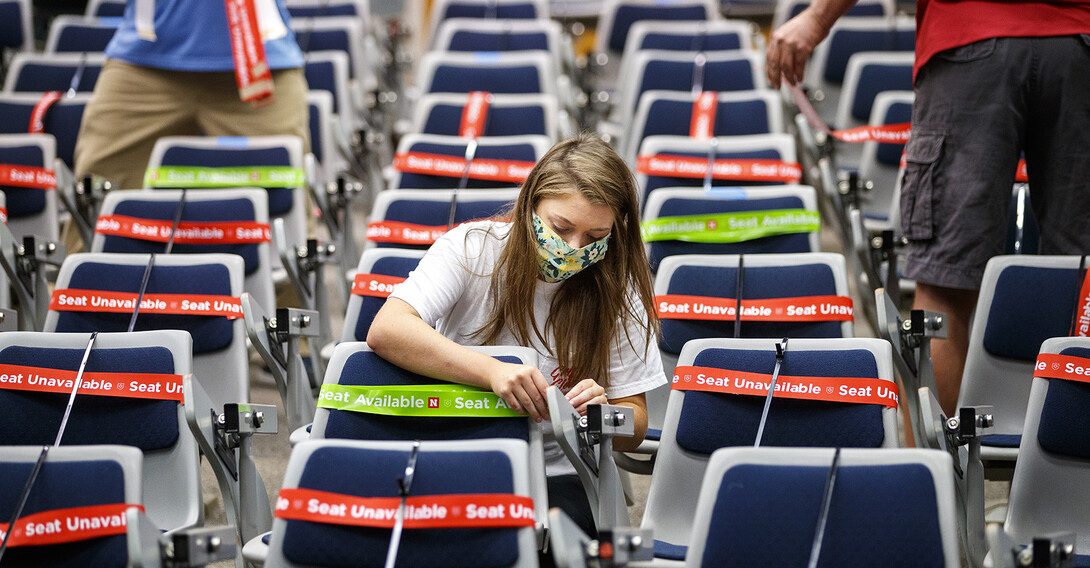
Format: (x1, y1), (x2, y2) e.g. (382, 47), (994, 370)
(377, 197), (512, 250)
(608, 5), (709, 52)
(395, 140), (535, 190)
(675, 348), (885, 454)
(294, 29), (357, 78)
(448, 30), (550, 52)
(55, 261), (235, 354)
(281, 446), (521, 567)
(638, 58), (756, 110)
(645, 428), (662, 441)
(0, 345), (179, 450)
(428, 60), (543, 95)
(639, 98), (773, 149)
(0, 2), (27, 48)
(13, 62), (101, 93)
(422, 104), (547, 138)
(640, 31), (741, 52)
(980, 434), (1022, 448)
(304, 59), (345, 114)
(700, 462), (943, 567)
(850, 63), (913, 123)
(1038, 347), (1090, 458)
(103, 198), (261, 276)
(53, 24), (117, 53)
(983, 266), (1080, 361)
(660, 263), (844, 355)
(323, 351), (530, 442)
(353, 256), (422, 341)
(875, 101), (912, 166)
(442, 4), (538, 19)
(307, 101), (325, 163)
(654, 539), (688, 560)
(160, 146), (295, 217)
(287, 4), (359, 16)
(823, 29), (915, 85)
(0, 144), (47, 217)
(790, 1), (885, 18)
(649, 195), (812, 270)
(642, 148), (785, 199)
(0, 459), (129, 568)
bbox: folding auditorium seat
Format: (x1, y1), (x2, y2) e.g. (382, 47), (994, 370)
(832, 51), (914, 171)
(803, 16), (915, 125)
(429, 0), (550, 39)
(44, 252), (249, 408)
(91, 188), (276, 312)
(622, 89), (784, 165)
(0, 93), (91, 171)
(144, 135), (309, 260)
(412, 93), (564, 141)
(303, 50), (359, 132)
(416, 51), (558, 98)
(0, 133), (61, 241)
(292, 16), (381, 96)
(642, 337), (899, 562)
(2, 52), (106, 94)
(857, 90), (911, 227)
(771, 0), (894, 30)
(0, 445), (161, 567)
(0, 330), (202, 534)
(286, 0), (371, 19)
(591, 0), (721, 89)
(956, 255), (1090, 465)
(306, 89), (350, 182)
(340, 248), (425, 346)
(641, 185), (821, 271)
(0, 0), (34, 55)
(999, 337), (1090, 566)
(634, 133), (799, 209)
(388, 134), (550, 190)
(432, 18), (567, 74)
(85, 0), (126, 17)
(262, 439), (540, 567)
(610, 50), (766, 132)
(44, 15), (119, 54)
(681, 447), (958, 567)
(303, 343), (549, 543)
(365, 188), (518, 252)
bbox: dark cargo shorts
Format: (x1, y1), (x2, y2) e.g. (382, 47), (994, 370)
(901, 34), (1090, 290)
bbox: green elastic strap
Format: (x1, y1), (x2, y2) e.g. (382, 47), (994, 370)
(641, 209), (820, 243)
(143, 166), (306, 188)
(317, 383), (524, 418)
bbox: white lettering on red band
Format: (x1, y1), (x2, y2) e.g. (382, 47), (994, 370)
(655, 294), (853, 322)
(672, 365), (898, 407)
(1035, 353), (1090, 383)
(29, 91), (62, 134)
(0, 504), (144, 547)
(0, 363), (184, 402)
(460, 91), (491, 139)
(392, 152), (533, 183)
(274, 488), (535, 529)
(225, 0), (273, 103)
(689, 91), (718, 140)
(49, 289), (243, 319)
(94, 214), (271, 244)
(351, 273), (406, 297)
(0, 164), (56, 190)
(636, 154), (802, 183)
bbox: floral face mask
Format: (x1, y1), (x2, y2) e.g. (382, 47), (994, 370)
(532, 213), (610, 282)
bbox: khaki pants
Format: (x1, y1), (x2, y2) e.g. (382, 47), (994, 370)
(74, 59), (310, 190)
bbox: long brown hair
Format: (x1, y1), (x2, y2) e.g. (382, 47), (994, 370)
(474, 134), (660, 388)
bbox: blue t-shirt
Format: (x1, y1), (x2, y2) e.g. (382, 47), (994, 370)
(106, 0), (304, 71)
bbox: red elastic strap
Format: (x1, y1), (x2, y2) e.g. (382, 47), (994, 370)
(274, 488), (536, 529)
(29, 91), (63, 134)
(1035, 353), (1090, 383)
(0, 504), (145, 547)
(0, 164), (57, 190)
(50, 289), (243, 319)
(224, 0), (274, 104)
(1075, 270), (1090, 337)
(95, 214), (271, 244)
(392, 152), (534, 183)
(655, 294), (854, 322)
(829, 122), (910, 144)
(0, 363), (184, 402)
(672, 365), (898, 408)
(351, 273), (406, 298)
(636, 154), (802, 183)
(460, 91), (491, 138)
(689, 91), (718, 140)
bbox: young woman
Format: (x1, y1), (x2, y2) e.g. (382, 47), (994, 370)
(367, 134), (666, 534)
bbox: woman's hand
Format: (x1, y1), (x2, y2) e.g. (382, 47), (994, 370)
(565, 379), (608, 416)
(488, 362), (551, 422)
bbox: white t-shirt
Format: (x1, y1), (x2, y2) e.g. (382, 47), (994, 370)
(390, 220), (667, 475)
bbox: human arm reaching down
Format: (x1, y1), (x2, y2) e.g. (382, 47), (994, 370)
(766, 0), (861, 88)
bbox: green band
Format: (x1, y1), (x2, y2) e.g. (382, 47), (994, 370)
(317, 383), (524, 418)
(641, 209), (820, 243)
(143, 166), (305, 188)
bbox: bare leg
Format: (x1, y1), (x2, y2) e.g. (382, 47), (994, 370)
(914, 282), (978, 417)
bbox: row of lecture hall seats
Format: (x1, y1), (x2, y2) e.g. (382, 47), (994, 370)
(0, 1), (1081, 567)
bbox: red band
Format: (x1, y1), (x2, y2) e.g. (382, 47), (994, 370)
(0, 164), (57, 190)
(1015, 159), (1028, 183)
(50, 289), (243, 319)
(1075, 270), (1090, 337)
(460, 91), (491, 139)
(1035, 353), (1090, 383)
(366, 220), (449, 245)
(830, 122), (910, 144)
(393, 152), (534, 183)
(636, 154), (802, 183)
(689, 91), (718, 140)
(0, 504), (144, 547)
(0, 207), (6, 223)
(30, 91), (63, 134)
(656, 294), (853, 322)
(95, 214), (271, 244)
(0, 363), (184, 402)
(225, 0), (274, 103)
(275, 488), (535, 529)
(672, 365), (898, 407)
(351, 273), (405, 298)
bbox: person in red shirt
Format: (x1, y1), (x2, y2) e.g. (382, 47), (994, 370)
(767, 1), (1090, 417)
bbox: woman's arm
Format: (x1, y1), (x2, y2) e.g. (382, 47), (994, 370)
(367, 297), (552, 422)
(566, 379), (648, 452)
